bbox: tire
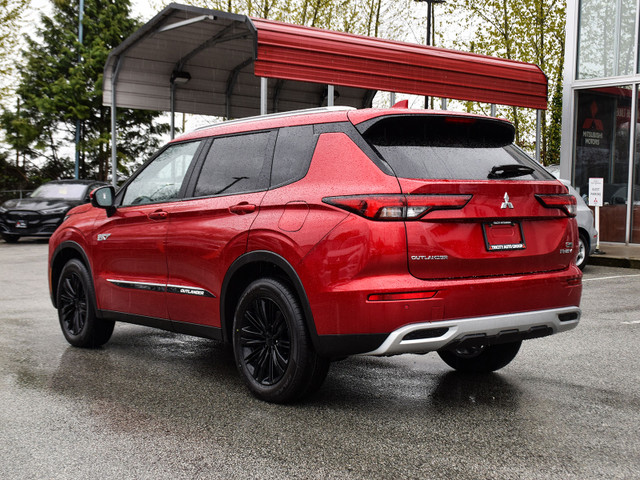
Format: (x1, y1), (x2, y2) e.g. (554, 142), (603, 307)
(576, 232), (589, 271)
(438, 341), (522, 373)
(2, 233), (19, 243)
(57, 258), (114, 348)
(232, 278), (329, 403)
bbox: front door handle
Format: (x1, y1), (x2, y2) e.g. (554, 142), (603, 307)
(148, 210), (168, 220)
(229, 203), (256, 215)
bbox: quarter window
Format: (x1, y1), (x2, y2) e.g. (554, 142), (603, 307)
(270, 125), (317, 188)
(194, 131), (274, 197)
(122, 141), (202, 206)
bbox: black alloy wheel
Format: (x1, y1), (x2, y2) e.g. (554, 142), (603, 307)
(57, 259), (114, 348)
(239, 295), (291, 386)
(233, 278), (329, 403)
(59, 271), (88, 336)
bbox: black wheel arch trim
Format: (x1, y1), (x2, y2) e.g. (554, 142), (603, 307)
(220, 250), (318, 343)
(220, 250), (387, 359)
(50, 240), (94, 309)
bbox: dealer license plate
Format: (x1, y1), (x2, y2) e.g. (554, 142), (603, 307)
(482, 221), (526, 251)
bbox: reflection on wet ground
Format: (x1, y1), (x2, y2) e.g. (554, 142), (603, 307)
(2, 244), (640, 479)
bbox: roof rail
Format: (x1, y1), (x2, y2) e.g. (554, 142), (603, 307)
(194, 106), (355, 132)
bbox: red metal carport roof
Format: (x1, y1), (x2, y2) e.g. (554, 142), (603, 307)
(103, 3), (547, 119)
(253, 18), (547, 110)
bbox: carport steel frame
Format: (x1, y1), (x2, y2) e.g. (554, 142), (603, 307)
(104, 2), (548, 187)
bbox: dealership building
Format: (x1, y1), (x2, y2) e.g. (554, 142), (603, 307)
(561, 0), (640, 244)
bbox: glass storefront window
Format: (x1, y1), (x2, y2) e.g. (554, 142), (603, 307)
(577, 0), (637, 79)
(574, 86), (631, 242)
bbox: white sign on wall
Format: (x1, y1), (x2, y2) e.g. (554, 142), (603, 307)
(588, 177), (604, 207)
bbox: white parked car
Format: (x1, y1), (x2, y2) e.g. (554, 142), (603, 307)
(544, 165), (597, 270)
(562, 181), (597, 270)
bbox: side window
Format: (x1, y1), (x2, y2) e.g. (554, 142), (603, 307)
(271, 125), (317, 188)
(194, 131), (274, 197)
(122, 141), (202, 206)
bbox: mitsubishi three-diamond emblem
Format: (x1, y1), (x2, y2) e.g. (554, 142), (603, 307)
(501, 192), (514, 209)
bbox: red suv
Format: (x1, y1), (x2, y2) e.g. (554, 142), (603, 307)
(48, 107), (582, 403)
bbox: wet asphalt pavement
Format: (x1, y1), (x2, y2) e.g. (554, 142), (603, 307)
(1, 240), (639, 479)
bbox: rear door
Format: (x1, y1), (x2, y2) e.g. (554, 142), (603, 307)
(358, 114), (578, 280)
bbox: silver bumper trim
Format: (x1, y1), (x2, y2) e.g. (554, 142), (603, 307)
(363, 306), (581, 356)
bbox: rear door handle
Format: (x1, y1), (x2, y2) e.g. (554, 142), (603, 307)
(148, 210), (168, 220)
(229, 203), (256, 215)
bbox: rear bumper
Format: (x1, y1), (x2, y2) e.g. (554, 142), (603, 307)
(364, 306), (580, 356)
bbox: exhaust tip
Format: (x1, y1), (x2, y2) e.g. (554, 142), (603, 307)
(559, 312), (579, 322)
(402, 327), (449, 341)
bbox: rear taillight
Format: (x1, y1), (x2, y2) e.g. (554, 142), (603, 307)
(368, 291), (437, 301)
(535, 194), (577, 217)
(322, 194), (472, 221)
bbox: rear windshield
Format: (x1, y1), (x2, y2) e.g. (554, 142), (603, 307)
(360, 115), (553, 181)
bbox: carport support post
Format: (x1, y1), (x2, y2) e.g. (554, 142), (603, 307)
(328, 85), (335, 107)
(260, 77), (268, 115)
(390, 92), (396, 106)
(535, 109), (542, 163)
(110, 57), (123, 189)
(170, 81), (176, 139)
(490, 104), (497, 117)
(111, 101), (117, 188)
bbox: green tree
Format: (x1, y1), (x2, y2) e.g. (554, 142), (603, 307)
(166, 0), (411, 39)
(546, 73), (563, 165)
(439, 0), (566, 164)
(1, 0), (168, 181)
(0, 0), (30, 104)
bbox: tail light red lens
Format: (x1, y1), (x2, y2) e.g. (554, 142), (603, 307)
(535, 194), (577, 217)
(368, 291), (437, 302)
(323, 194), (472, 221)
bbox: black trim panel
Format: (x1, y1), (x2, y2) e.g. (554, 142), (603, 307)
(99, 310), (223, 341)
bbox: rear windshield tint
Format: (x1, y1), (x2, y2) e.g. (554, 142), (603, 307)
(360, 115), (553, 181)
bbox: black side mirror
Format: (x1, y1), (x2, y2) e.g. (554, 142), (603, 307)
(91, 186), (116, 217)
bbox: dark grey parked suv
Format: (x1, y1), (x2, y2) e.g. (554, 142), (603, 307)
(0, 179), (106, 242)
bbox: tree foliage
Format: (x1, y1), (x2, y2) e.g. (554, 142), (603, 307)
(0, 0), (30, 104)
(1, 0), (168, 182)
(156, 0), (413, 39)
(438, 0), (566, 164)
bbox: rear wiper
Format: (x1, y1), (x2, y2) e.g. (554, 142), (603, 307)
(488, 164), (535, 179)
